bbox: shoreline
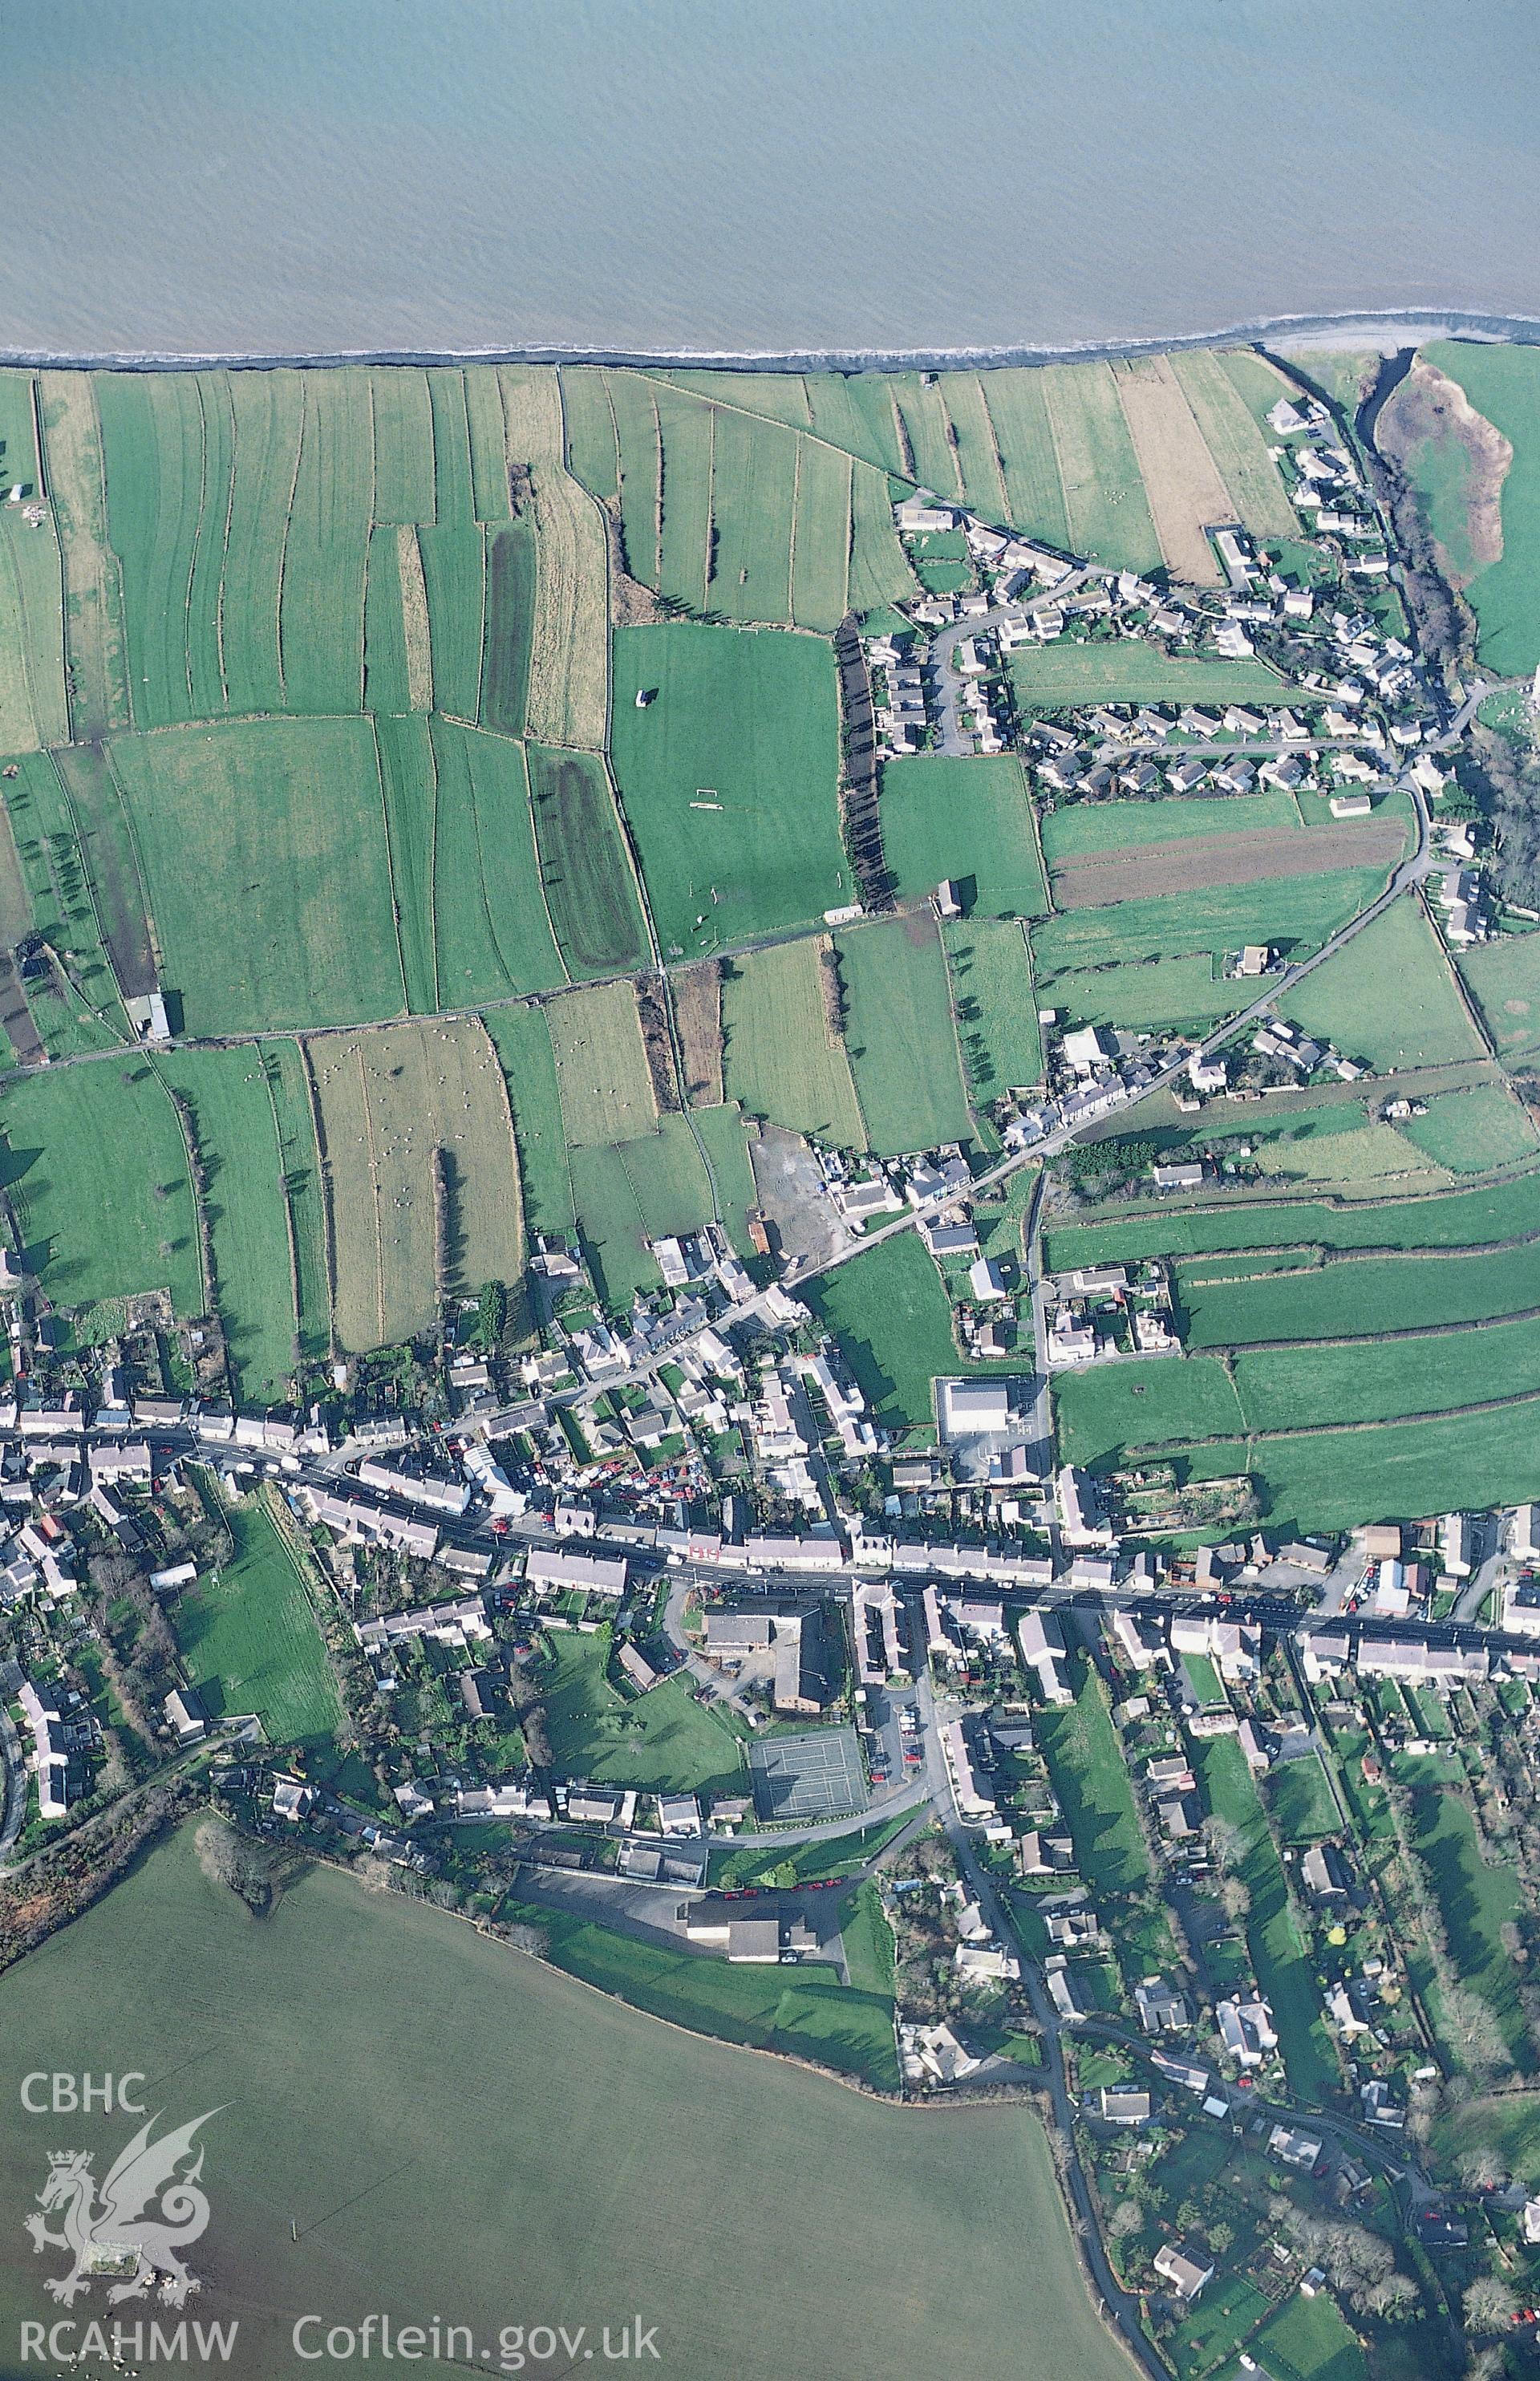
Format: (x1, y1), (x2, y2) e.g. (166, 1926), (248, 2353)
(2, 303), (1539, 375)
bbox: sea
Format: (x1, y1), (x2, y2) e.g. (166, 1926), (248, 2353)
(1, 0), (1538, 363)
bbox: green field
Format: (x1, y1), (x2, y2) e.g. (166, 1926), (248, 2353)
(537, 1628), (748, 1795)
(1037, 951), (1236, 1033)
(569, 1114), (723, 1304)
(108, 717), (407, 1033)
(943, 916), (1044, 1096)
(1170, 348), (1302, 542)
(1279, 894), (1484, 1071)
(1053, 1356), (1247, 1468)
(611, 623), (848, 955)
(1234, 1309), (1540, 1432)
(1044, 1162), (1540, 1273)
(173, 1492), (342, 1746)
(1011, 643), (1283, 712)
(1040, 789), (1303, 863)
(1241, 2287), (1367, 2381)
(1194, 1734), (1337, 2104)
(1422, 341), (1540, 671)
(428, 717), (569, 1004)
(519, 1888), (899, 2093)
(1247, 1397), (1540, 1535)
(1266, 1754), (1339, 1845)
(720, 935), (868, 1147)
(1457, 927), (1540, 1057)
(879, 756), (1048, 915)
(837, 915), (975, 1155)
(1178, 1238), (1540, 1347)
(1, 1059), (201, 1328)
(806, 1231), (960, 1436)
(1035, 1656), (1150, 1895)
(545, 977), (659, 1147)
(526, 743), (649, 977)
(1030, 868), (1387, 974)
(1403, 1776), (1532, 2070)
(0, 1825), (1130, 2381)
(482, 1000), (576, 1235)
(159, 1047), (304, 1403)
(1396, 1078), (1540, 1173)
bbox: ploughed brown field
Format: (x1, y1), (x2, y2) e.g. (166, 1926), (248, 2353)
(1052, 821), (1407, 908)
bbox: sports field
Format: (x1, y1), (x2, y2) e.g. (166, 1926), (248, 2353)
(307, 1015), (522, 1353)
(172, 1491), (342, 1746)
(719, 935), (867, 1147)
(880, 754), (1048, 915)
(0, 1059), (201, 1329)
(611, 622), (847, 955)
(837, 915), (975, 1156)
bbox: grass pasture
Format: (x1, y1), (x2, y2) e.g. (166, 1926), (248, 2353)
(880, 754), (1048, 916)
(806, 1231), (975, 1438)
(1169, 347), (1299, 542)
(1111, 354), (1233, 583)
(1030, 867), (1388, 976)
(1, 1060), (201, 1329)
(545, 976), (659, 1148)
(480, 1000), (574, 1236)
(0, 1824), (1133, 2381)
(1234, 1310), (1540, 1434)
(526, 743), (648, 977)
(836, 915), (974, 1156)
(1243, 1399), (1540, 1536)
(1011, 642), (1283, 714)
(1396, 1077), (1540, 1173)
(36, 371), (129, 740)
(569, 1113), (719, 1304)
(308, 1015), (522, 1353)
(1178, 1238), (1540, 1348)
(497, 366), (609, 749)
(173, 1491), (342, 1746)
(1037, 951), (1236, 1034)
(720, 935), (867, 1148)
(1044, 1163), (1540, 1273)
(1457, 927), (1540, 1058)
(1052, 1356), (1246, 1469)
(943, 916), (1043, 1096)
(159, 1048), (303, 1404)
(1040, 789), (1302, 863)
(428, 717), (568, 1004)
(1279, 893), (1484, 1071)
(611, 622), (847, 955)
(1038, 362), (1162, 574)
(108, 717), (407, 1033)
(1035, 1657), (1150, 1893)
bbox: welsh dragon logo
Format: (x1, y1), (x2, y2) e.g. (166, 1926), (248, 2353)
(26, 2110), (220, 2306)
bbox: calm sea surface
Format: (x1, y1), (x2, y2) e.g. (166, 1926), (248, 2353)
(2, 0), (1537, 359)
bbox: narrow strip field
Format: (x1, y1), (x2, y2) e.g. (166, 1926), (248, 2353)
(720, 935), (867, 1148)
(308, 1016), (523, 1353)
(837, 915), (975, 1157)
(545, 977), (659, 1148)
(159, 1048), (303, 1405)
